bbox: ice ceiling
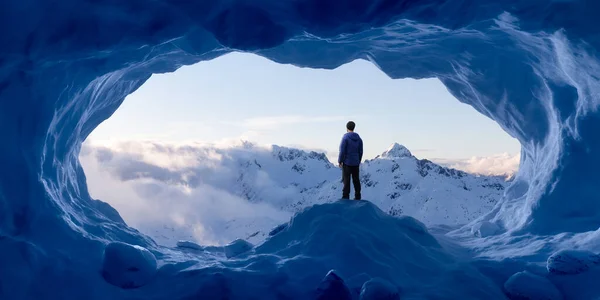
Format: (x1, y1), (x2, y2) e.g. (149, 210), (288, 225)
(1, 0), (600, 298)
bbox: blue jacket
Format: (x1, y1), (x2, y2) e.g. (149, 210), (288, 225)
(338, 132), (363, 166)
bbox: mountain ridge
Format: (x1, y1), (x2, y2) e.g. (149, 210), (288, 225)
(81, 141), (509, 246)
(204, 142), (509, 242)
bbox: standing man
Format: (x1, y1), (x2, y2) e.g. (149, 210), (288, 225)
(338, 121), (363, 200)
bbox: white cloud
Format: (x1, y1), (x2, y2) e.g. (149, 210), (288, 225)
(433, 153), (520, 177)
(80, 141), (292, 246)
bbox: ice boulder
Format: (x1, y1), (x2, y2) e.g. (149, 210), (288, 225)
(547, 249), (600, 275)
(504, 271), (563, 300)
(101, 242), (157, 289)
(224, 239), (253, 258)
(315, 270), (352, 300)
(176, 240), (204, 251)
(347, 273), (372, 297)
(359, 278), (400, 300)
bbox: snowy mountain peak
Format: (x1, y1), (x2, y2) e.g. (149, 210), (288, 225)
(381, 143), (413, 158)
(270, 145), (330, 164)
(240, 140), (255, 149)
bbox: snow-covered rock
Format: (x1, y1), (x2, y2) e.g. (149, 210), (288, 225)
(315, 270), (352, 300)
(504, 271), (563, 300)
(268, 223), (288, 236)
(224, 239), (253, 258)
(101, 242), (157, 289)
(547, 250), (600, 275)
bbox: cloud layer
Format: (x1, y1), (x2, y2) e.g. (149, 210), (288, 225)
(80, 140), (293, 246)
(434, 153), (520, 177)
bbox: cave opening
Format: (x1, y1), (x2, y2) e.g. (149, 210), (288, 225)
(3, 1), (600, 298)
(79, 52), (520, 247)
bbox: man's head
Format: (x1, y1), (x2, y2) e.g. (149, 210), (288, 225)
(346, 121), (356, 132)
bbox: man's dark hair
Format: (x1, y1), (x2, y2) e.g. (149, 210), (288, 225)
(346, 121), (356, 131)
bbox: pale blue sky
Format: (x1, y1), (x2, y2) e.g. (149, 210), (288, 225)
(88, 52), (520, 161)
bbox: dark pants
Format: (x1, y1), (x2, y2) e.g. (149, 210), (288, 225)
(342, 164), (361, 200)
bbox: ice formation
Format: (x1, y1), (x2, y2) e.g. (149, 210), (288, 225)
(1, 0), (600, 299)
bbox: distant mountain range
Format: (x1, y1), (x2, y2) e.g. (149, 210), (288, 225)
(220, 142), (508, 242)
(82, 141), (509, 245)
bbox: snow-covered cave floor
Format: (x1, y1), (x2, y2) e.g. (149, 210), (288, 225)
(102, 200), (600, 300)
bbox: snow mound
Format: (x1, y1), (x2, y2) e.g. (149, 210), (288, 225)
(250, 200), (505, 299)
(224, 239), (253, 258)
(504, 271), (563, 300)
(547, 250), (600, 275)
(101, 242), (157, 289)
(54, 200), (504, 299)
(547, 249), (600, 300)
(359, 278), (400, 300)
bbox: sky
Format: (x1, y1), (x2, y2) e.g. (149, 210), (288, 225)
(87, 51), (520, 164)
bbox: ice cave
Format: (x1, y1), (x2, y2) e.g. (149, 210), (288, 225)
(1, 0), (600, 299)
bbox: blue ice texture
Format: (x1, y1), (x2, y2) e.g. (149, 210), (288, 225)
(176, 240), (204, 251)
(1, 0), (600, 299)
(315, 270), (352, 300)
(547, 250), (600, 275)
(359, 278), (400, 300)
(101, 242), (158, 289)
(504, 271), (563, 300)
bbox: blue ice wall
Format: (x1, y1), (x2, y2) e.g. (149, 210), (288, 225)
(1, 0), (600, 298)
